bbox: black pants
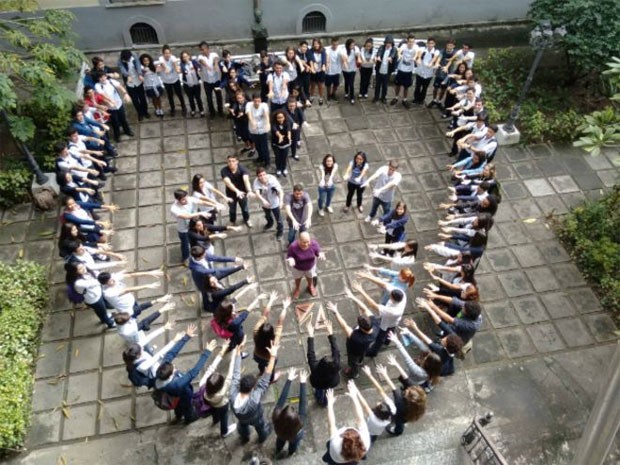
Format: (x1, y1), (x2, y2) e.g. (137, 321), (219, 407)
(374, 73), (389, 100)
(346, 182), (365, 208)
(291, 128), (300, 157)
(359, 67), (373, 96)
(273, 145), (289, 172)
(263, 207), (284, 235)
(252, 132), (270, 166)
(413, 75), (432, 104)
(109, 106), (132, 142)
(183, 84), (204, 113)
(127, 84), (148, 118)
(203, 81), (223, 115)
(164, 81), (186, 113)
(299, 73), (310, 99)
(343, 71), (356, 98)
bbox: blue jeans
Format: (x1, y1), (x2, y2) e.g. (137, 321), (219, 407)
(318, 185), (336, 210)
(369, 197), (391, 219)
(88, 295), (114, 327)
(239, 414), (271, 443)
(288, 223), (307, 245)
(178, 231), (190, 261)
(276, 430), (304, 456)
(314, 388), (327, 406)
(211, 403), (230, 436)
(263, 207), (284, 234)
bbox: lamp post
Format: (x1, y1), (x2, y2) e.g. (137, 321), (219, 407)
(502, 21), (567, 134)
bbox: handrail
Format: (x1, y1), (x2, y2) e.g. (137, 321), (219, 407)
(461, 413), (509, 465)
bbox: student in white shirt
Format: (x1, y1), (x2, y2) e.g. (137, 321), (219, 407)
(325, 37), (346, 101)
(267, 61), (290, 111)
(98, 269), (169, 316)
(392, 34), (418, 108)
(197, 41), (223, 117)
(170, 189), (213, 264)
(179, 51), (205, 117)
(342, 38), (360, 104)
(113, 302), (175, 354)
(413, 37), (441, 105)
(158, 44), (187, 117)
(358, 38), (376, 99)
(94, 72), (134, 143)
(253, 166), (284, 239)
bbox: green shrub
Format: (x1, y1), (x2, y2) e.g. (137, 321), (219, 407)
(557, 186), (620, 318)
(0, 261), (49, 451)
(0, 159), (32, 209)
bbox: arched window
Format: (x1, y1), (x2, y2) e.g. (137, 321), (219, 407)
(302, 11), (326, 33)
(130, 22), (159, 45)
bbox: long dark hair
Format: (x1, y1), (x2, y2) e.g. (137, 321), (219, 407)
(322, 154), (335, 175)
(64, 260), (82, 286)
(392, 201), (407, 219)
(345, 38), (355, 55)
(139, 53), (156, 72)
(59, 222), (85, 244)
(123, 344), (142, 370)
(191, 173), (206, 195)
(214, 300), (234, 325)
(254, 322), (275, 356)
(353, 151), (367, 166)
(402, 239), (418, 258)
(205, 372), (225, 396)
(272, 404), (303, 442)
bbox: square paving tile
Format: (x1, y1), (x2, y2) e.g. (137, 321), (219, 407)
(539, 292), (578, 319)
(548, 175), (579, 193)
(582, 313), (618, 342)
(526, 323), (566, 352)
(524, 178), (555, 197)
(497, 327), (537, 358)
(485, 249), (520, 271)
(36, 342), (69, 379)
(471, 331), (505, 364)
(513, 295), (549, 324)
(567, 287), (602, 314)
(98, 398), (134, 434)
(554, 318), (595, 348)
(498, 270), (533, 298)
(66, 371), (100, 404)
(32, 377), (66, 412)
(27, 411), (61, 446)
(62, 403), (98, 440)
(68, 337), (102, 373)
(511, 244), (546, 268)
(538, 241), (571, 264)
(484, 301), (520, 329)
(101, 366), (134, 400)
(524, 267), (561, 293)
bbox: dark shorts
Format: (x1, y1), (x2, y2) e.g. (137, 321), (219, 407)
(145, 86), (164, 98)
(395, 70), (413, 88)
(433, 69), (449, 88)
(310, 71), (326, 83)
(325, 74), (340, 87)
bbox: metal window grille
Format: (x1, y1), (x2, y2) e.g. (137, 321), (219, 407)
(130, 23), (159, 45)
(302, 12), (326, 33)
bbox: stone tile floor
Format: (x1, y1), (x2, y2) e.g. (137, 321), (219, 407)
(2, 95), (619, 465)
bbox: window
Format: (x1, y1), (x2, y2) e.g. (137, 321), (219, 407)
(302, 11), (326, 33)
(130, 23), (159, 45)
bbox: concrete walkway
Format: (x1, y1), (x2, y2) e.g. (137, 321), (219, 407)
(2, 96), (619, 465)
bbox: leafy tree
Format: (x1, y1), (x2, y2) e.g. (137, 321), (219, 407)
(528, 0), (620, 79)
(0, 0), (84, 152)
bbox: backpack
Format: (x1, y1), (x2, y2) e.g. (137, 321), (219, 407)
(210, 318), (233, 339)
(151, 389), (180, 410)
(67, 284), (85, 304)
(128, 366), (155, 389)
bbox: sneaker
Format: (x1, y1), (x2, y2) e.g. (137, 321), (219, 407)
(276, 231), (283, 239)
(358, 94), (363, 99)
(241, 351), (249, 359)
(190, 111), (196, 117)
(106, 322), (117, 330)
(364, 215), (372, 223)
(390, 98), (398, 105)
(350, 99), (355, 105)
(371, 219), (380, 227)
(283, 170), (288, 177)
(319, 98), (324, 105)
(358, 205), (364, 213)
(292, 154), (300, 161)
(276, 170), (282, 177)
(343, 206), (350, 212)
(343, 367), (359, 380)
(263, 222), (274, 231)
(386, 425), (399, 436)
(363, 94), (368, 99)
(402, 100), (411, 109)
(344, 93), (349, 99)
(223, 423), (237, 438)
(240, 147), (251, 154)
(318, 209), (325, 217)
(245, 220), (253, 228)
(200, 111), (205, 117)
(248, 149), (256, 157)
(326, 206), (334, 213)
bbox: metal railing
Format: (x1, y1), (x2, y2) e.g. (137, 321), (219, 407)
(461, 413), (509, 465)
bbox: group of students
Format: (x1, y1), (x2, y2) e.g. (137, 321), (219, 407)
(53, 33), (506, 464)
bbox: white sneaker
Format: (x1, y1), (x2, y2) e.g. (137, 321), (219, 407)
(276, 170), (282, 177)
(364, 216), (372, 223)
(283, 169), (288, 176)
(326, 206), (334, 213)
(318, 209), (325, 217)
(371, 219), (380, 227)
(302, 121), (310, 128)
(223, 423), (237, 437)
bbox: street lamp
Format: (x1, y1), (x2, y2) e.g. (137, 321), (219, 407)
(502, 20), (567, 133)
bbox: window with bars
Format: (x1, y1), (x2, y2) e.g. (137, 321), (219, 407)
(130, 23), (159, 45)
(302, 11), (326, 33)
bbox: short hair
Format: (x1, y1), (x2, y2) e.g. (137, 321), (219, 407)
(388, 159), (399, 169)
(156, 361), (174, 380)
(372, 402), (393, 421)
(292, 184), (304, 192)
(161, 44), (171, 53)
(191, 245), (205, 258)
(256, 167), (266, 176)
(239, 374), (256, 393)
(357, 316), (372, 332)
(97, 272), (112, 285)
(390, 289), (404, 303)
(489, 124), (499, 133)
(407, 34), (415, 40)
(199, 41), (208, 48)
(113, 313), (130, 325)
(55, 142), (67, 154)
(250, 93), (260, 100)
(331, 36), (340, 43)
(226, 154), (239, 161)
(446, 38), (456, 45)
(66, 127), (78, 137)
(94, 71), (106, 82)
(445, 334), (464, 355)
(66, 240), (82, 253)
(123, 343), (142, 367)
(206, 372), (225, 396)
(427, 36), (436, 42)
(173, 189), (188, 201)
(464, 301), (482, 320)
(91, 56), (103, 66)
(299, 40), (308, 46)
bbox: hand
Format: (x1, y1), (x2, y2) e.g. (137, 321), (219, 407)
(206, 339), (217, 351)
(236, 191), (246, 199)
(361, 365), (372, 378)
(325, 320), (333, 335)
(268, 290), (278, 305)
(343, 174), (350, 182)
(164, 320), (175, 331)
(246, 275), (255, 284)
(326, 302), (338, 314)
(387, 330), (398, 343)
(282, 297), (291, 309)
(242, 261), (250, 270)
(220, 339), (231, 353)
(351, 280), (363, 293)
(386, 353), (398, 367)
(299, 369), (309, 383)
(404, 318), (417, 331)
(147, 282), (160, 289)
(375, 364), (388, 379)
(368, 244), (378, 250)
(305, 218), (312, 230)
(326, 388), (335, 406)
(149, 269), (164, 278)
(286, 257), (295, 268)
(347, 379), (358, 397)
(359, 180), (367, 188)
(186, 323), (198, 338)
(416, 297), (429, 309)
(318, 252), (326, 261)
(306, 321), (314, 338)
(292, 219), (300, 231)
(173, 332), (184, 342)
(344, 287), (354, 299)
(287, 367), (298, 381)
(266, 342), (280, 357)
(226, 197), (234, 204)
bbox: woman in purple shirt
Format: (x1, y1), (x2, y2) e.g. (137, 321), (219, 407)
(286, 231), (326, 299)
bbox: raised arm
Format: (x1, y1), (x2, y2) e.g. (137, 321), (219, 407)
(326, 302), (352, 337)
(199, 340), (229, 386)
(326, 388), (337, 437)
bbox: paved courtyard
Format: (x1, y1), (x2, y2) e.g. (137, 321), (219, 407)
(2, 96), (619, 465)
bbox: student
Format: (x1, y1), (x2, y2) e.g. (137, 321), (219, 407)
(170, 189), (212, 265)
(271, 110), (292, 176)
(297, 40), (313, 100)
(113, 305), (175, 354)
(253, 292), (288, 384)
(309, 38), (327, 105)
(212, 294), (264, 353)
(428, 38), (457, 108)
(197, 41), (223, 118)
(368, 239), (418, 269)
(65, 241), (124, 274)
(413, 37), (441, 105)
(392, 34), (418, 108)
(220, 155), (254, 227)
(230, 91), (253, 154)
(83, 85), (110, 124)
(61, 196), (114, 244)
(58, 223), (99, 258)
(202, 273), (254, 314)
(343, 151), (369, 213)
(187, 217), (237, 258)
(342, 38), (360, 104)
(357, 265), (414, 305)
(306, 320), (340, 406)
(363, 160), (402, 223)
(323, 384), (370, 465)
(118, 49), (149, 120)
(378, 201), (410, 245)
(267, 61), (290, 111)
(139, 53), (165, 117)
(284, 184), (313, 246)
(446, 43), (476, 70)
(386, 335), (442, 391)
(158, 45), (187, 117)
(285, 97), (305, 161)
(281, 46), (305, 100)
(273, 368), (308, 457)
(373, 35), (397, 104)
(253, 167), (284, 239)
(179, 51), (205, 117)
(317, 154), (338, 216)
(94, 71), (134, 142)
(191, 173), (231, 225)
(65, 261), (115, 328)
(358, 366), (396, 442)
(246, 94), (271, 167)
(325, 37), (345, 101)
(358, 38), (376, 99)
(327, 301), (377, 380)
(199, 341), (238, 437)
(231, 339), (279, 443)
(417, 296), (482, 345)
(98, 269), (168, 316)
(155, 339), (218, 424)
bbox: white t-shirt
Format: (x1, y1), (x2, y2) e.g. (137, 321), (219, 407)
(366, 398), (396, 435)
(344, 46), (360, 71)
(246, 102), (270, 134)
(360, 48), (376, 68)
(326, 46), (344, 75)
(253, 175), (282, 209)
(328, 426), (371, 463)
(170, 196), (199, 233)
(397, 44), (419, 73)
(193, 183), (217, 213)
(118, 319), (143, 346)
(197, 52), (220, 83)
(267, 72), (290, 104)
(373, 166), (402, 202)
(454, 49), (475, 69)
(416, 47), (440, 79)
(377, 285), (406, 330)
(103, 273), (135, 314)
(379, 47), (392, 74)
(95, 79), (123, 110)
(158, 55), (180, 84)
(74, 275), (102, 305)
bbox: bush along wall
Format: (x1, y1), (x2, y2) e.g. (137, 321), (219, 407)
(0, 261), (49, 452)
(557, 186), (620, 320)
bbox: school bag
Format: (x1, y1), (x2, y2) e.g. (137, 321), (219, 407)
(67, 283), (85, 304)
(210, 318), (234, 339)
(127, 365), (155, 389)
(151, 389), (180, 410)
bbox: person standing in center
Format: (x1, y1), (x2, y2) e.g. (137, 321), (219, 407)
(197, 41), (223, 118)
(286, 231), (326, 299)
(158, 44), (187, 117)
(253, 167), (284, 239)
(221, 155), (254, 228)
(325, 37), (345, 101)
(363, 160), (402, 223)
(284, 184), (313, 246)
(246, 93), (271, 167)
(373, 35), (397, 104)
(267, 61), (290, 112)
(343, 151), (369, 213)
